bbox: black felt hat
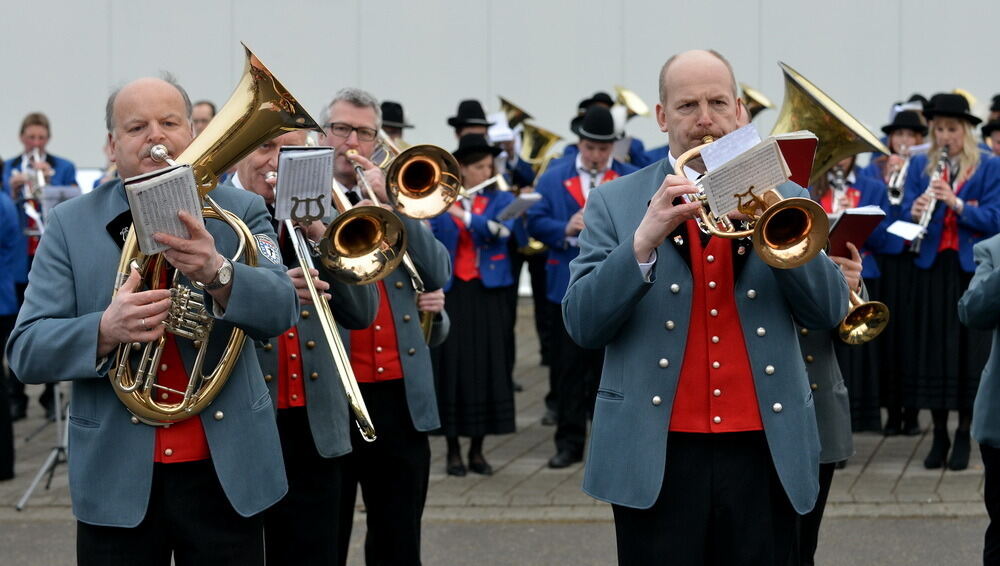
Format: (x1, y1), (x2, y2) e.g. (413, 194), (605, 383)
(452, 133), (502, 163)
(990, 94), (1000, 113)
(907, 93), (929, 111)
(924, 93), (982, 125)
(582, 91), (614, 109)
(983, 120), (1000, 139)
(447, 100), (494, 129)
(576, 106), (617, 142)
(881, 110), (927, 136)
(381, 101), (413, 129)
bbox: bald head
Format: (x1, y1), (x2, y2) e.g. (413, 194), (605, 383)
(655, 50), (743, 166)
(658, 50), (737, 106)
(106, 77), (195, 178)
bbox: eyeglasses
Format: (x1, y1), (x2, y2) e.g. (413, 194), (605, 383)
(326, 122), (378, 142)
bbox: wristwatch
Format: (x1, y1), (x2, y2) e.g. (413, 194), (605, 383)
(200, 257), (233, 290)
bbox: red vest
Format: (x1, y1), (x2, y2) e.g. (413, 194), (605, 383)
(276, 325), (307, 409)
(452, 195), (489, 281)
(669, 221), (764, 433)
(819, 186), (861, 214)
(350, 280), (404, 382)
(938, 176), (969, 253)
(153, 335), (211, 463)
(563, 170), (620, 208)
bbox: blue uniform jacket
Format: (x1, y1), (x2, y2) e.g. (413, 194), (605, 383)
(960, 234), (1000, 448)
(901, 152), (1000, 272)
(644, 144), (669, 164)
(562, 158), (849, 513)
(5, 179), (298, 527)
(815, 171), (894, 278)
(0, 192), (19, 316)
(505, 157), (536, 188)
(526, 158), (638, 303)
(429, 189), (517, 291)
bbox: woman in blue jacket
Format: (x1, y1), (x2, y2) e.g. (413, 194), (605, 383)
(429, 134), (518, 476)
(903, 93), (1000, 470)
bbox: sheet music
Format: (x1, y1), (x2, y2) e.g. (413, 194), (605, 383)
(497, 192), (542, 221)
(699, 139), (790, 217)
(887, 220), (924, 241)
(275, 147), (334, 221)
(701, 124), (761, 171)
(125, 165), (203, 255)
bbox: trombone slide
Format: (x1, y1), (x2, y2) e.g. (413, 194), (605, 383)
(287, 219), (377, 442)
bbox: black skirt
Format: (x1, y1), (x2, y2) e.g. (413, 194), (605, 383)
(905, 250), (991, 411)
(874, 252), (919, 410)
(432, 278), (516, 437)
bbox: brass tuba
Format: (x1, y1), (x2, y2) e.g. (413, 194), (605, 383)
(109, 44), (322, 424)
(499, 96), (533, 129)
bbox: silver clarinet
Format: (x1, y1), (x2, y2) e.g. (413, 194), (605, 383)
(911, 145), (950, 254)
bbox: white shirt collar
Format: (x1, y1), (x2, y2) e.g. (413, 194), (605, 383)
(231, 171), (244, 189)
(575, 152), (613, 175)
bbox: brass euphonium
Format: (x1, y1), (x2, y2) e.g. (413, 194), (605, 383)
(739, 83), (774, 120)
(771, 62), (890, 187)
(109, 44), (322, 424)
(614, 85), (650, 119)
(499, 96), (533, 129)
(520, 122), (562, 176)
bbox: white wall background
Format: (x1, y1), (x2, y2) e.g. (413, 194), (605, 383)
(2, 0), (998, 169)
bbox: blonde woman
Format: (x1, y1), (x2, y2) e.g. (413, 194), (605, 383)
(903, 93), (1000, 470)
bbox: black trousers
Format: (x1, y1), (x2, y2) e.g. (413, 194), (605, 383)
(263, 407), (344, 566)
(0, 314), (14, 480)
(982, 443), (1000, 565)
(612, 432), (797, 566)
(798, 461), (836, 565)
(76, 460), (264, 566)
(550, 308), (602, 455)
(338, 380), (430, 566)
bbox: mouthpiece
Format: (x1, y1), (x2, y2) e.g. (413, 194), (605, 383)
(150, 145), (171, 163)
(265, 171), (278, 181)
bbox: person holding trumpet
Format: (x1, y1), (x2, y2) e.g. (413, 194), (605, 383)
(316, 88), (451, 566)
(903, 92), (1000, 471)
(561, 49), (849, 564)
(227, 129), (380, 564)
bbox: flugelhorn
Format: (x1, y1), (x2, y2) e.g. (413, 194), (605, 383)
(675, 136), (829, 269)
(109, 44), (322, 424)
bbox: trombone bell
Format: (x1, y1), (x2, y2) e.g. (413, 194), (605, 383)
(385, 145), (462, 219)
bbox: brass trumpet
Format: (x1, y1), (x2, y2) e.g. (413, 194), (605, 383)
(110, 44), (322, 424)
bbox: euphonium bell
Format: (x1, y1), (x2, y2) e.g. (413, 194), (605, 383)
(770, 62), (889, 186)
(614, 86), (650, 119)
(520, 122), (562, 175)
(109, 43), (322, 424)
(739, 83), (774, 120)
(675, 136), (829, 269)
(499, 96), (533, 129)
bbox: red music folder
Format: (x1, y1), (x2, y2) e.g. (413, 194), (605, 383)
(775, 132), (818, 187)
(827, 205), (886, 257)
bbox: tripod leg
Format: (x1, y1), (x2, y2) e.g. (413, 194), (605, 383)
(16, 448), (60, 511)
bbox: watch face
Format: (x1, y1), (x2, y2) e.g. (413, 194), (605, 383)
(218, 261), (233, 285)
